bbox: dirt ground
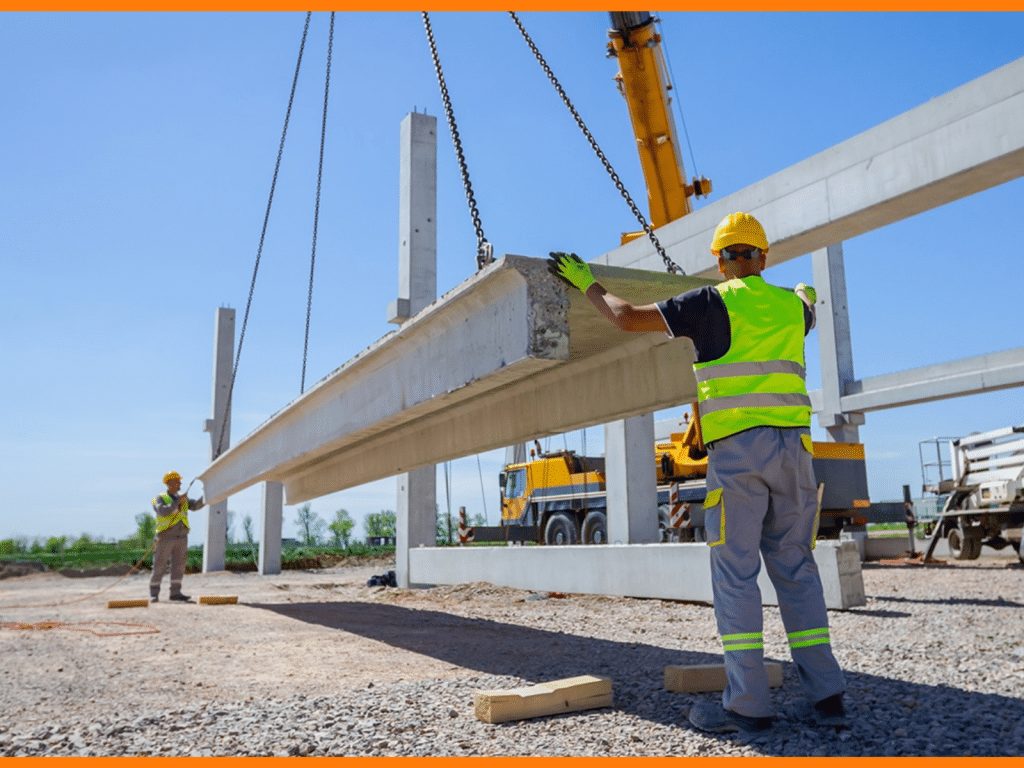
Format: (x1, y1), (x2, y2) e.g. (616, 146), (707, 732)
(0, 556), (573, 715)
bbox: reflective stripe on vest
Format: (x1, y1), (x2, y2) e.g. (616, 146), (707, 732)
(153, 492), (190, 533)
(693, 276), (811, 444)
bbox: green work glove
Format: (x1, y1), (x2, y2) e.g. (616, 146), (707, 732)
(547, 252), (595, 293)
(795, 282), (817, 304)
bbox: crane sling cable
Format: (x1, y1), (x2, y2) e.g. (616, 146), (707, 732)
(508, 11), (684, 276)
(301, 11), (336, 395)
(654, 13), (701, 183)
(215, 12), (312, 459)
(422, 11), (494, 271)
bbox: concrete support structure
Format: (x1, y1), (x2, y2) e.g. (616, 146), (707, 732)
(199, 57), (1024, 606)
(397, 470), (437, 587)
(202, 307), (234, 573)
(605, 414), (660, 544)
(390, 112), (439, 587)
(259, 481), (283, 575)
(598, 57), (1024, 278)
(812, 243), (862, 443)
(410, 540), (865, 610)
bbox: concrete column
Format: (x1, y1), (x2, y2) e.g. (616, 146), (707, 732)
(259, 481), (283, 575)
(391, 111), (438, 588)
(387, 111), (437, 324)
(605, 414), (660, 544)
(812, 243), (863, 443)
(202, 307), (234, 573)
(396, 468), (437, 587)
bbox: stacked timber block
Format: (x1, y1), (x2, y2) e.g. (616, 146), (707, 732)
(664, 662), (783, 693)
(474, 675), (613, 724)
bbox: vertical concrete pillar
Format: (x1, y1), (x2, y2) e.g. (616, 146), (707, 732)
(202, 307), (234, 573)
(396, 468), (437, 586)
(605, 414), (659, 544)
(390, 111), (438, 588)
(812, 243), (863, 443)
(259, 481), (283, 575)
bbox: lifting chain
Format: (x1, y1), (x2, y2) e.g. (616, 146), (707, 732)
(508, 11), (684, 276)
(422, 12), (494, 271)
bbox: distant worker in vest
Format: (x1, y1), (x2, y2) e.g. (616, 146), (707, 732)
(547, 212), (847, 737)
(150, 471), (204, 603)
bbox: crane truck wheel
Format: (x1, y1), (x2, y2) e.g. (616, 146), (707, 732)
(545, 513), (580, 545)
(582, 511), (607, 545)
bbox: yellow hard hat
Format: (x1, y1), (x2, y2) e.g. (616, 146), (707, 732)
(711, 212), (770, 255)
(163, 471), (182, 485)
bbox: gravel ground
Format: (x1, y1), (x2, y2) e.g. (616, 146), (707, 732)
(1, 551), (1022, 757)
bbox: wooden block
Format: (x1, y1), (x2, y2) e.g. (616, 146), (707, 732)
(107, 599), (149, 609)
(474, 675), (613, 724)
(663, 662), (783, 693)
(199, 596), (238, 605)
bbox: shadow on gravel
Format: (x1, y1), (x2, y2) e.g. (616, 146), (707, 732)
(873, 595), (1024, 608)
(249, 600), (1024, 756)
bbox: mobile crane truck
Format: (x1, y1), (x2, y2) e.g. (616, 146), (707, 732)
(494, 405), (873, 545)
(923, 424), (1024, 562)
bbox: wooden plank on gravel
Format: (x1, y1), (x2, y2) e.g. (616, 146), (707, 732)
(664, 662), (783, 693)
(474, 675), (613, 724)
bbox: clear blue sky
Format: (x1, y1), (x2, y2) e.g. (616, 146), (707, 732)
(2, 11), (1022, 545)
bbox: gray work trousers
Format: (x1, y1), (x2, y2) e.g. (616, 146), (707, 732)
(150, 522), (189, 598)
(703, 426), (846, 718)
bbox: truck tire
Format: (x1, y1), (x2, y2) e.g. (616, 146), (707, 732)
(947, 528), (966, 560)
(658, 505), (671, 542)
(545, 513), (579, 546)
(948, 527), (983, 560)
(582, 511), (607, 545)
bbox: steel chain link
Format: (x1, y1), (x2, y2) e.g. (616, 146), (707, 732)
(422, 12), (493, 270)
(508, 11), (683, 275)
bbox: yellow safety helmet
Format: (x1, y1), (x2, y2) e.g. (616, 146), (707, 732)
(711, 212), (770, 255)
(163, 471), (182, 485)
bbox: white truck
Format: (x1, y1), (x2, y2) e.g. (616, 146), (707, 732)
(923, 424), (1024, 562)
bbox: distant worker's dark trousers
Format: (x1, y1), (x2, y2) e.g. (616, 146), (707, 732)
(150, 521), (188, 599)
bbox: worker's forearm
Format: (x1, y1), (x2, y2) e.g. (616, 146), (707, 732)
(585, 284), (667, 333)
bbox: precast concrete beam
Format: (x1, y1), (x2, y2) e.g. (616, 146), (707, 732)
(808, 347), (1024, 414)
(198, 255), (713, 506)
(409, 540), (866, 610)
(598, 57), (1024, 277)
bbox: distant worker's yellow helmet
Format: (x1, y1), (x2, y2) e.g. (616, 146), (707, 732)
(711, 212), (770, 255)
(163, 471), (182, 485)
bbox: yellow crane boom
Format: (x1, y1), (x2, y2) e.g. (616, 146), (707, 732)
(606, 11), (710, 244)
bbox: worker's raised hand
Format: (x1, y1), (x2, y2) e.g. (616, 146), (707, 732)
(795, 282), (817, 305)
(547, 252), (595, 293)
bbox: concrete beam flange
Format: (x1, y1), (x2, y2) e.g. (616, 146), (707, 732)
(198, 255), (713, 506)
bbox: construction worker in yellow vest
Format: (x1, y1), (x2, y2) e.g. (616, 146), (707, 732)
(548, 212), (847, 738)
(150, 471), (204, 603)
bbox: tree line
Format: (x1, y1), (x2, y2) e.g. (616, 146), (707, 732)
(1, 504), (490, 555)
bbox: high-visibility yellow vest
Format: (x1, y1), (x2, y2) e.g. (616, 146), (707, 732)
(153, 493), (191, 533)
(693, 275), (812, 445)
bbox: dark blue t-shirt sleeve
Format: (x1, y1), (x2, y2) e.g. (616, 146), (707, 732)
(656, 286), (731, 363)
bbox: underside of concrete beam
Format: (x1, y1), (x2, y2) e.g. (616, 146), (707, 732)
(409, 540), (865, 611)
(199, 256), (713, 506)
(601, 57), (1024, 276)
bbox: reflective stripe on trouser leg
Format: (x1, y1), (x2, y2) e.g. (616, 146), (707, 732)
(706, 431), (774, 718)
(757, 427), (846, 703)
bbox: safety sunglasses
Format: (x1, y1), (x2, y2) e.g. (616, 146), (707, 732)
(721, 246), (762, 260)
